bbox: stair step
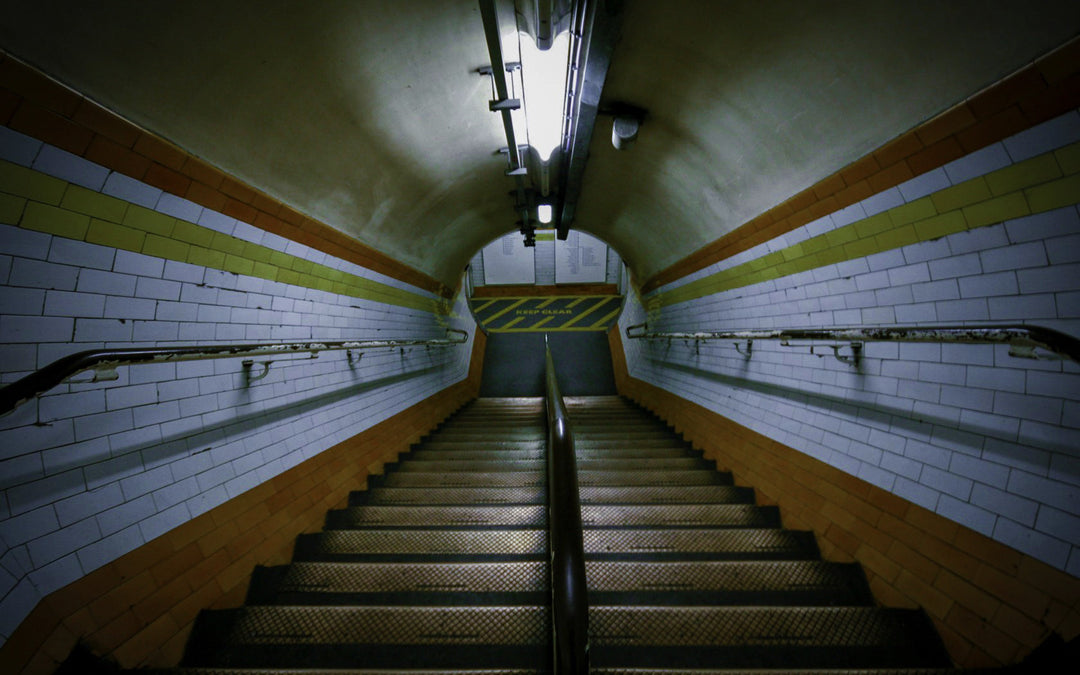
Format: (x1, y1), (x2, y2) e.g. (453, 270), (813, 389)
(294, 529), (547, 562)
(573, 438), (690, 449)
(142, 670), (979, 675)
(394, 457), (708, 472)
(326, 505), (546, 529)
(417, 440), (546, 451)
(430, 431), (545, 440)
(324, 504), (778, 529)
(406, 446), (693, 461)
(246, 561), (548, 606)
(294, 528), (816, 562)
(247, 560), (870, 607)
(377, 470), (729, 488)
(351, 484), (753, 506)
(182, 606), (948, 669)
(182, 605), (548, 668)
(582, 504), (780, 528)
(583, 528), (819, 561)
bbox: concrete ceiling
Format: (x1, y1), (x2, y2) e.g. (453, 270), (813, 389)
(1, 1), (1078, 288)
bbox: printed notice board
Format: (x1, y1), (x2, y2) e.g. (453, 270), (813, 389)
(481, 234), (535, 285)
(555, 230), (607, 284)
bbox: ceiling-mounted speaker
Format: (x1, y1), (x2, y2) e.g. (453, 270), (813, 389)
(612, 115), (640, 150)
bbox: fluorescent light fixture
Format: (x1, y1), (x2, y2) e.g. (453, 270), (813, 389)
(519, 31), (569, 162)
(538, 204), (553, 223)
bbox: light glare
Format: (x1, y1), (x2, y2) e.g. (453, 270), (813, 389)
(538, 204), (553, 223)
(520, 32), (569, 162)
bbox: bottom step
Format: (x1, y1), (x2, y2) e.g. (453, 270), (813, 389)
(183, 605), (949, 669)
(141, 665), (980, 669)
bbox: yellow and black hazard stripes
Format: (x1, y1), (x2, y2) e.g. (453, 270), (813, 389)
(470, 296), (623, 332)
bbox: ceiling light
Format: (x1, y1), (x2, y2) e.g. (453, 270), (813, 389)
(519, 31), (570, 162)
(538, 204), (553, 223)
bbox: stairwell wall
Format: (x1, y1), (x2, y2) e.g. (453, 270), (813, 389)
(613, 54), (1080, 667)
(0, 58), (484, 671)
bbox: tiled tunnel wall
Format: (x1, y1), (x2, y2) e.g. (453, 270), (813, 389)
(0, 124), (480, 669)
(615, 65), (1080, 663)
(0, 32), (1077, 675)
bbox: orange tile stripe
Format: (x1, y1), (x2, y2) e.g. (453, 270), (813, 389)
(0, 52), (450, 299)
(607, 327), (1080, 668)
(641, 36), (1080, 295)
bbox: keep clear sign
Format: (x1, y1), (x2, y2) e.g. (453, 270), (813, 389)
(481, 232), (536, 285)
(556, 230), (607, 284)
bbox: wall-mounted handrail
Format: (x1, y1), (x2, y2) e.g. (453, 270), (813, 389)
(625, 322), (1080, 365)
(0, 329), (469, 416)
(544, 336), (589, 674)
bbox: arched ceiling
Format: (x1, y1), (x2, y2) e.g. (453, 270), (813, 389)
(1, 1), (1078, 288)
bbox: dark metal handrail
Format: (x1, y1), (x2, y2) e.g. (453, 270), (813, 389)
(0, 329), (469, 416)
(625, 322), (1080, 364)
(544, 336), (589, 674)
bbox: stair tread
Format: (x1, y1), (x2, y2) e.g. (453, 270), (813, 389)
(353, 485), (753, 505)
(327, 504), (778, 529)
(184, 605), (948, 657)
(394, 458), (707, 472)
(378, 469), (729, 488)
(141, 665), (980, 669)
(295, 528), (817, 561)
(252, 560), (870, 601)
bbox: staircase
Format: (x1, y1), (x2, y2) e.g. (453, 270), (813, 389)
(149, 395), (965, 674)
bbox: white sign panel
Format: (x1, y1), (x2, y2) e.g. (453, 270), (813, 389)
(481, 234), (536, 285)
(555, 230), (607, 284)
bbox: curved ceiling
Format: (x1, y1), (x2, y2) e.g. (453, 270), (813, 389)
(1, 1), (1078, 288)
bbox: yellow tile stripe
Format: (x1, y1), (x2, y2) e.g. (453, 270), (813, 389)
(0, 160), (440, 314)
(650, 141), (1080, 309)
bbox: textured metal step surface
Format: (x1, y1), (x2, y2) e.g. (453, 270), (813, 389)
(248, 561), (548, 606)
(140, 670), (982, 675)
(326, 505), (546, 529)
(429, 431), (545, 441)
(586, 560), (871, 605)
(406, 446), (694, 461)
(326, 504), (774, 529)
(397, 457), (707, 472)
(351, 484), (754, 506)
(295, 529), (547, 561)
(377, 469), (730, 488)
(583, 528), (818, 560)
(378, 471), (544, 488)
(582, 504), (780, 528)
(417, 439), (546, 451)
(588, 606), (950, 669)
(183, 606), (947, 669)
(394, 459), (546, 473)
(353, 486), (547, 506)
(583, 484), (749, 503)
(573, 438), (690, 449)
(183, 605), (548, 668)
(251, 560), (869, 607)
(296, 528), (814, 561)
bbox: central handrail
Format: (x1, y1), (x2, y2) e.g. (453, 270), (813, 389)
(544, 336), (589, 674)
(0, 329), (469, 416)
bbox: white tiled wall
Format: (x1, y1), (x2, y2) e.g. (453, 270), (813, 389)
(619, 111), (1080, 575)
(0, 134), (477, 645)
